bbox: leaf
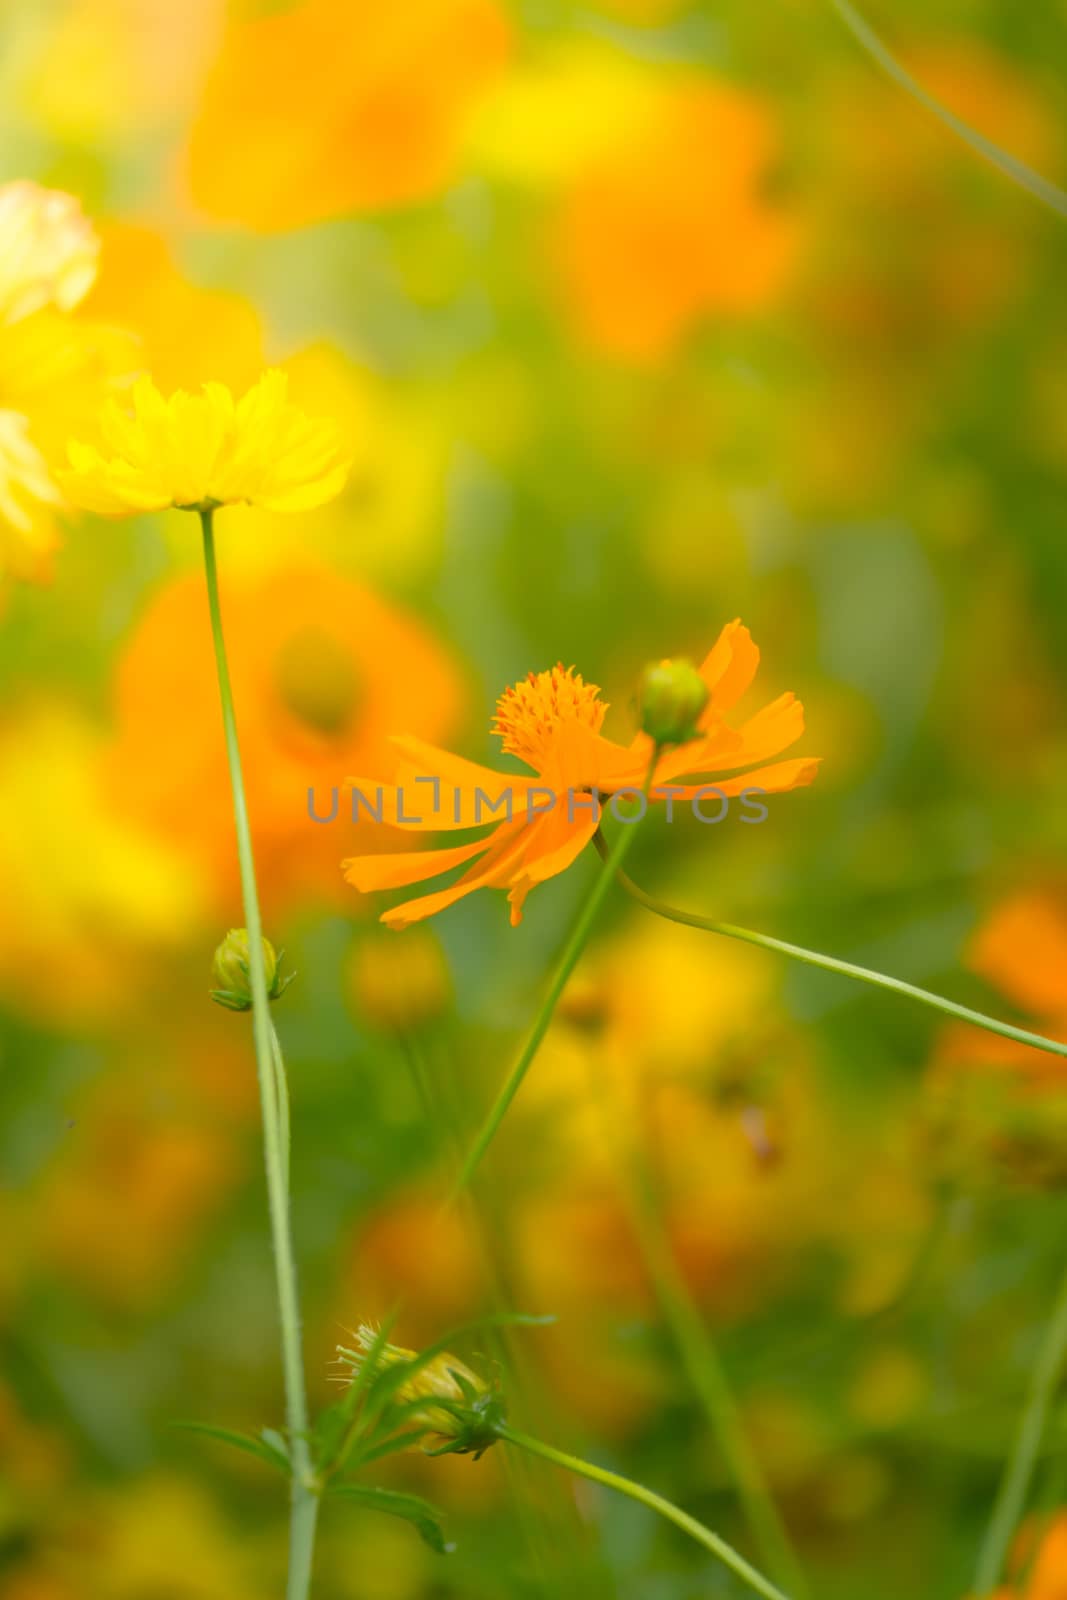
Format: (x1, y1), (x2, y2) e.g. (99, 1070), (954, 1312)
(171, 1420), (291, 1475)
(327, 1484), (454, 1554)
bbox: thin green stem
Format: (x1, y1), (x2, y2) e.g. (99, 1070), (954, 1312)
(622, 1170), (807, 1596)
(499, 1425), (792, 1600)
(200, 510), (318, 1600)
(447, 763), (657, 1204)
(830, 0), (1067, 220)
(594, 846), (1067, 1065)
(974, 1263), (1067, 1594)
(270, 1019), (292, 1197)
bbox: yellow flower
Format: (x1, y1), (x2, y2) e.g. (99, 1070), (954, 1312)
(0, 181), (98, 325)
(0, 410), (63, 579)
(60, 369), (350, 517)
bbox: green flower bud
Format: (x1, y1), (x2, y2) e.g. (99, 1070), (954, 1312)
(638, 657), (709, 746)
(210, 928), (294, 1011)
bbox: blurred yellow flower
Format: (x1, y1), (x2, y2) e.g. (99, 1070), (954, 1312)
(0, 702), (205, 1025)
(0, 410), (63, 579)
(61, 369), (350, 516)
(0, 181), (98, 325)
(0, 182), (133, 581)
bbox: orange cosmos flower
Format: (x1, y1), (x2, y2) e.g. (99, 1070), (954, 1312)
(184, 0), (511, 230)
(343, 619), (818, 928)
(106, 565), (466, 914)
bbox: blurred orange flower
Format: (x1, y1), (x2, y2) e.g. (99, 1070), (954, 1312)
(552, 82), (799, 362)
(344, 619), (817, 927)
(34, 1071), (241, 1310)
(106, 565), (467, 913)
(184, 0), (511, 229)
(925, 885), (1067, 1186)
(979, 1509), (1067, 1599)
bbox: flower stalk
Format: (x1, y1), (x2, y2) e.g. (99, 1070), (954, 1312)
(619, 1160), (806, 1597)
(448, 755), (659, 1204)
(594, 848), (1067, 1066)
(973, 1260), (1067, 1594)
(200, 508), (317, 1600)
(498, 1424), (793, 1600)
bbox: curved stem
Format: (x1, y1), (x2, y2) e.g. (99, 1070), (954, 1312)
(974, 1262), (1067, 1594)
(830, 0), (1067, 219)
(447, 765), (657, 1204)
(201, 510), (318, 1600)
(499, 1425), (792, 1600)
(594, 843), (1067, 1064)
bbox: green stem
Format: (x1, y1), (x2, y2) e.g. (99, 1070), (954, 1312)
(270, 1019), (292, 1197)
(200, 510), (317, 1600)
(594, 846), (1067, 1065)
(448, 763), (657, 1204)
(974, 1263), (1067, 1594)
(623, 1174), (807, 1597)
(499, 1425), (792, 1600)
(830, 0), (1067, 219)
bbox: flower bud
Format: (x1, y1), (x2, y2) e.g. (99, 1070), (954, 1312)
(336, 1324), (503, 1458)
(210, 928), (294, 1011)
(639, 657), (708, 746)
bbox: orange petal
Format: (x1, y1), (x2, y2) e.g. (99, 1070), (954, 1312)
(381, 818), (531, 927)
(657, 692), (805, 783)
(697, 619), (760, 715)
(653, 756), (820, 801)
(506, 809), (600, 926)
(342, 834), (492, 892)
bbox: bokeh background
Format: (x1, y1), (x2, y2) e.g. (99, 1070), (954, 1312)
(2, 1), (1067, 1597)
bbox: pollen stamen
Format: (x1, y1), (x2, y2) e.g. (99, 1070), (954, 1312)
(491, 663), (607, 768)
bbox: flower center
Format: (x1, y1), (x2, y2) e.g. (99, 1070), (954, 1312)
(274, 623), (361, 738)
(492, 663), (606, 769)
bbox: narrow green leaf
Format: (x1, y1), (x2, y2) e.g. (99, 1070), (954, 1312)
(171, 1420), (291, 1475)
(328, 1484), (454, 1555)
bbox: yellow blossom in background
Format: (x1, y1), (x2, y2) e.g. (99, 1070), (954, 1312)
(19, 0), (222, 143)
(0, 182), (133, 581)
(0, 702), (205, 1026)
(211, 344), (451, 585)
(61, 369), (350, 516)
(0, 411), (63, 580)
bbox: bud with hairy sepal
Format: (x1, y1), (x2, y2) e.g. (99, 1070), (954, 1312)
(210, 928), (295, 1011)
(335, 1324), (503, 1460)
